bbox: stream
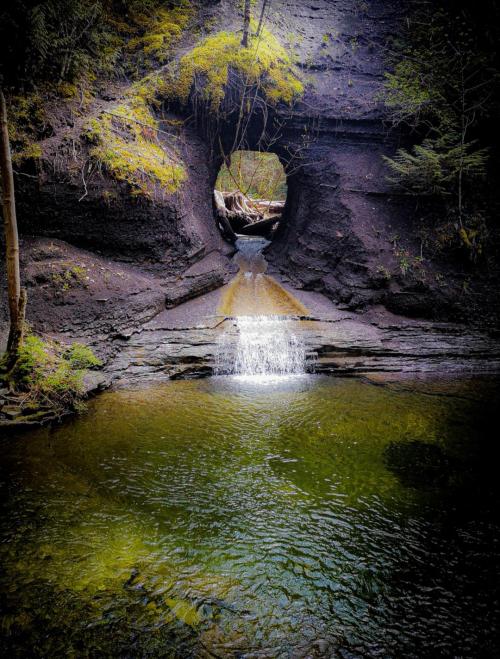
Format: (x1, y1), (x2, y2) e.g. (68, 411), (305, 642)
(215, 236), (311, 379)
(1, 239), (500, 657)
(1, 376), (499, 656)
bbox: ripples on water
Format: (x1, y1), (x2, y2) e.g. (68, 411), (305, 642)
(1, 376), (499, 657)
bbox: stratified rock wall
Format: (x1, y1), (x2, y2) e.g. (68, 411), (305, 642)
(262, 0), (474, 320)
(3, 0), (494, 346)
(15, 121), (227, 273)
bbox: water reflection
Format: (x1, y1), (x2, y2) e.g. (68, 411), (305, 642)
(0, 376), (499, 656)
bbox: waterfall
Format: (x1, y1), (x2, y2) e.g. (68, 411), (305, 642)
(215, 315), (307, 378)
(215, 236), (312, 379)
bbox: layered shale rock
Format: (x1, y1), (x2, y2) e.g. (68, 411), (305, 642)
(2, 0), (498, 354)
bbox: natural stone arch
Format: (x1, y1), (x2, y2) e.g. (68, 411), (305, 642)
(212, 149), (288, 242)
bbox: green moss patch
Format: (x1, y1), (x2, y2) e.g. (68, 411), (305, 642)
(7, 92), (46, 165)
(85, 87), (186, 199)
(5, 2), (194, 169)
(174, 22), (304, 110)
(2, 335), (102, 414)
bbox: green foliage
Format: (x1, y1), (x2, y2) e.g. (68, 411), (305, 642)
(435, 214), (489, 263)
(392, 248), (425, 278)
(51, 265), (88, 291)
(382, 8), (496, 133)
(0, 1), (194, 86)
(174, 22), (304, 110)
(383, 136), (488, 196)
(126, 2), (192, 64)
(1, 0), (115, 84)
(11, 336), (51, 385)
(381, 3), (498, 256)
(84, 85), (186, 198)
(383, 60), (438, 128)
(395, 248), (411, 276)
(5, 335), (101, 411)
(1, 1), (194, 166)
(79, 16), (301, 197)
(63, 343), (102, 369)
(216, 150), (287, 199)
(458, 219), (488, 262)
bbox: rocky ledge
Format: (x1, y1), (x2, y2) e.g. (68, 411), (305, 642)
(105, 285), (500, 385)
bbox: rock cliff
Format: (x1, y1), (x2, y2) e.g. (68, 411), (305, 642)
(1, 0), (499, 352)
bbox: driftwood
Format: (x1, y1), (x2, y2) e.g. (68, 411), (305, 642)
(239, 216), (280, 236)
(214, 189), (283, 238)
(250, 199), (285, 215)
(213, 189), (237, 240)
(223, 191), (261, 221)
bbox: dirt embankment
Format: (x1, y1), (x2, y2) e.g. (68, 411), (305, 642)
(2, 0), (499, 360)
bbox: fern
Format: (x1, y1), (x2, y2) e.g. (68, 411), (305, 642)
(384, 135), (488, 196)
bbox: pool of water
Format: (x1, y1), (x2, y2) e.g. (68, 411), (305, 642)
(1, 375), (499, 657)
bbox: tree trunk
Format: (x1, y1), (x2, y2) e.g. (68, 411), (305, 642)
(257, 0), (270, 37)
(458, 70), (465, 228)
(242, 0), (251, 47)
(0, 87), (26, 360)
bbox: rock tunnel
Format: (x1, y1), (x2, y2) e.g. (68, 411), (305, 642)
(0, 0), (466, 346)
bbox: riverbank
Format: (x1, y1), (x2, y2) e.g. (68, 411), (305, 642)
(107, 285), (500, 384)
(3, 257), (500, 433)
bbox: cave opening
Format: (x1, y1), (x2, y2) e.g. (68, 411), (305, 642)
(213, 150), (287, 243)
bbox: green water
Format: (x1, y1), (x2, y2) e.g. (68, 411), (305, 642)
(1, 375), (499, 657)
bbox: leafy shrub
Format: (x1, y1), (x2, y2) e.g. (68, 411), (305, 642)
(51, 265), (88, 291)
(381, 4), (497, 240)
(216, 150), (287, 199)
(63, 343), (102, 369)
(383, 136), (488, 196)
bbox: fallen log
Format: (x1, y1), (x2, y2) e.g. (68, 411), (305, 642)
(250, 199), (285, 215)
(239, 216), (280, 236)
(222, 191), (261, 221)
(213, 190), (237, 241)
(214, 190), (283, 237)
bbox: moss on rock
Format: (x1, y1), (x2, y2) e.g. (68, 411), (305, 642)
(84, 86), (187, 199)
(1, 335), (102, 417)
(173, 22), (304, 110)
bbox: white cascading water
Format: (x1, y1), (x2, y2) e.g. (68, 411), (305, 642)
(215, 236), (311, 379)
(216, 315), (307, 378)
